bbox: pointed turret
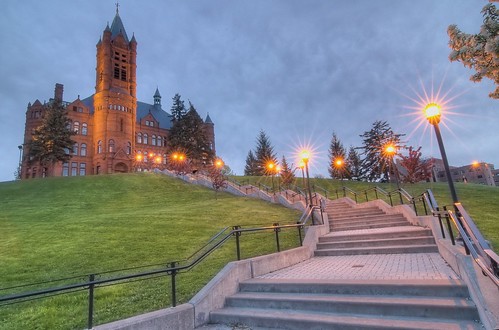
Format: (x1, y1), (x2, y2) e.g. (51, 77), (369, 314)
(205, 113), (213, 124)
(154, 88), (161, 108)
(110, 7), (129, 42)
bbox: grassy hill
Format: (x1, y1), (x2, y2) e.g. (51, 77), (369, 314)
(0, 173), (301, 329)
(0, 173), (497, 329)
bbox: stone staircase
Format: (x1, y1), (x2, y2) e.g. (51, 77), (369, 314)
(206, 199), (482, 329)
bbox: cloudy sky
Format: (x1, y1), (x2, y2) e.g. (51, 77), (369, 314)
(0, 0), (497, 182)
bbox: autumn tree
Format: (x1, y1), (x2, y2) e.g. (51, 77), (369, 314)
(358, 120), (404, 182)
(398, 146), (432, 183)
(328, 132), (347, 179)
(27, 100), (75, 176)
(448, 3), (499, 99)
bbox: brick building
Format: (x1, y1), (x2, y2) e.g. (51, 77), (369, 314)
(20, 7), (215, 179)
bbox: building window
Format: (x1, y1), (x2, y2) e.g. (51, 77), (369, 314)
(73, 143), (79, 155)
(163, 153), (167, 165)
(114, 64), (120, 79)
(66, 120), (72, 130)
(71, 162), (78, 176)
(143, 134), (148, 145)
(97, 140), (102, 154)
(79, 163), (86, 176)
(152, 135), (156, 146)
(82, 123), (88, 135)
(137, 133), (142, 144)
(74, 122), (80, 134)
(62, 163), (69, 176)
(126, 142), (131, 155)
(81, 143), (87, 156)
(157, 136), (162, 147)
(109, 139), (115, 153)
(64, 147), (70, 155)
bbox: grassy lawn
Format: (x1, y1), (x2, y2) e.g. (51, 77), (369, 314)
(0, 173), (301, 330)
(232, 175), (499, 249)
(1, 173), (497, 330)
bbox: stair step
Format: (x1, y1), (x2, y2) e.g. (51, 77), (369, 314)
(320, 228), (433, 242)
(330, 221), (411, 231)
(331, 213), (405, 223)
(316, 236), (436, 249)
(314, 244), (439, 256)
(239, 279), (471, 298)
(225, 292), (478, 320)
(210, 307), (481, 330)
(330, 216), (408, 227)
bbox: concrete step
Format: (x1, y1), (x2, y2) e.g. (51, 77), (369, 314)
(224, 292), (479, 320)
(330, 213), (405, 223)
(314, 244), (439, 256)
(330, 214), (408, 227)
(319, 228), (434, 243)
(239, 279), (471, 298)
(328, 208), (385, 217)
(316, 236), (436, 249)
(330, 220), (411, 232)
(209, 307), (481, 330)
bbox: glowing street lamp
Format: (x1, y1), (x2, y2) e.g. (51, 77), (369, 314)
(267, 161), (277, 192)
(383, 143), (399, 187)
(424, 102), (458, 204)
(298, 161), (305, 187)
(215, 158), (224, 168)
(334, 158), (344, 180)
(300, 150), (314, 209)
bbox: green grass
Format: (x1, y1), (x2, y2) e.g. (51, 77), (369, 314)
(231, 175), (499, 249)
(1, 173), (498, 330)
(0, 173), (301, 330)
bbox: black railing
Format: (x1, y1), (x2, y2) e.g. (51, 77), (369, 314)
(0, 222), (307, 329)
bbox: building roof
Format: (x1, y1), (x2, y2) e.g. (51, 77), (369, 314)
(110, 10), (129, 42)
(205, 113), (213, 124)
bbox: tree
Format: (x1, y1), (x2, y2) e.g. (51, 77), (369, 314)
(208, 163), (228, 199)
(357, 120), (404, 182)
(170, 93), (187, 121)
(448, 4), (499, 99)
(398, 146), (432, 184)
(167, 102), (214, 167)
(244, 150), (259, 176)
(254, 130), (278, 176)
(280, 156), (295, 188)
(347, 146), (361, 181)
(27, 100), (75, 176)
(328, 132), (347, 179)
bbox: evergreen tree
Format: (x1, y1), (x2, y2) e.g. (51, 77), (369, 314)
(170, 93), (186, 121)
(27, 100), (75, 176)
(244, 150), (259, 176)
(280, 155), (295, 188)
(448, 4), (499, 99)
(167, 102), (213, 167)
(254, 130), (278, 176)
(398, 146), (432, 184)
(357, 120), (404, 182)
(328, 132), (347, 179)
(347, 146), (361, 181)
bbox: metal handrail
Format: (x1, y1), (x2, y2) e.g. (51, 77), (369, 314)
(0, 222), (306, 329)
(312, 184), (329, 199)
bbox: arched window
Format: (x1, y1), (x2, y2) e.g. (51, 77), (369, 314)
(137, 133), (142, 144)
(73, 143), (79, 155)
(109, 139), (115, 153)
(126, 142), (131, 155)
(152, 135), (156, 146)
(81, 143), (87, 156)
(97, 140), (102, 154)
(66, 120), (72, 130)
(157, 136), (162, 147)
(73, 121), (80, 134)
(143, 134), (148, 145)
(82, 123), (88, 136)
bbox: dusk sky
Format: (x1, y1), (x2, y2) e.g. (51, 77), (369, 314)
(1, 0), (497, 182)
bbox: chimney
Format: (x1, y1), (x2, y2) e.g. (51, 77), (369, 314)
(54, 83), (64, 102)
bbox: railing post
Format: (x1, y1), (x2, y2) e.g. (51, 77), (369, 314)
(297, 222), (303, 246)
(412, 199), (418, 216)
(342, 187), (346, 197)
(273, 223), (281, 252)
(388, 194), (393, 206)
(422, 197), (428, 215)
(233, 225), (241, 260)
(436, 208), (446, 239)
(169, 261), (177, 307)
(87, 274), (95, 330)
(443, 206), (455, 245)
(398, 191), (403, 205)
(364, 191), (368, 202)
(375, 189), (378, 199)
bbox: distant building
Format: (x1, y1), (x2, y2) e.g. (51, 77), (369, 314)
(427, 158), (496, 187)
(20, 6), (215, 179)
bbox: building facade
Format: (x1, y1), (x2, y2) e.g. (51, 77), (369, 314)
(21, 8), (214, 179)
(428, 158), (496, 187)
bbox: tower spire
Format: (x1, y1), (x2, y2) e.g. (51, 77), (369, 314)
(116, 2), (120, 15)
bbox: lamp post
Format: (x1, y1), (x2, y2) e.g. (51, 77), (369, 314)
(383, 144), (400, 188)
(135, 153), (143, 172)
(424, 103), (458, 204)
(276, 165), (281, 191)
(300, 150), (314, 209)
(334, 158), (344, 181)
(298, 161), (305, 188)
(267, 162), (276, 192)
(17, 145), (23, 179)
